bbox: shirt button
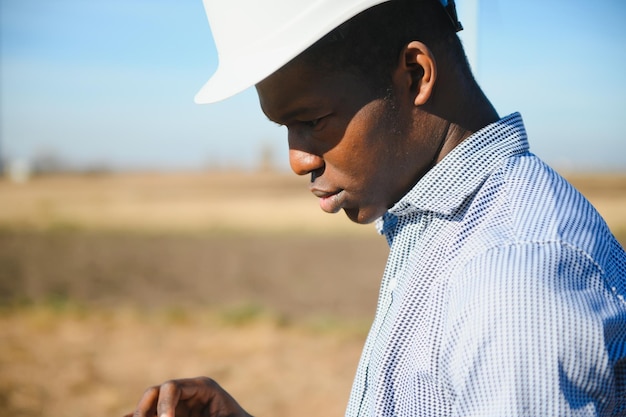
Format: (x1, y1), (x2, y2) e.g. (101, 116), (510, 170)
(389, 278), (398, 291)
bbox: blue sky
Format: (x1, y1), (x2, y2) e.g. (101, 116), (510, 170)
(1, 0), (625, 172)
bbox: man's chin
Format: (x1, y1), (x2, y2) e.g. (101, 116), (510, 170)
(343, 207), (380, 225)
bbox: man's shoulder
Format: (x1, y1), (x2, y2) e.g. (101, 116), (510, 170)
(446, 152), (618, 272)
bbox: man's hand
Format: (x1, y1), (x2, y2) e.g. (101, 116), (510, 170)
(125, 377), (253, 417)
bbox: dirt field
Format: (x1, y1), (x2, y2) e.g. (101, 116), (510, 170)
(0, 171), (624, 417)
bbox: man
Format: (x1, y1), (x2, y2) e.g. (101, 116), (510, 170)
(128, 0), (626, 416)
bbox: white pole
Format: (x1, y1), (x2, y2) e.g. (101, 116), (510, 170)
(457, 0), (480, 81)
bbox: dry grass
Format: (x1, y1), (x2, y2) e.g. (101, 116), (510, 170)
(0, 305), (365, 417)
(0, 171), (385, 417)
(0, 171), (368, 236)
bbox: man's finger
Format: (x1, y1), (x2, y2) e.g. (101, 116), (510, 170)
(132, 385), (159, 417)
(156, 379), (188, 417)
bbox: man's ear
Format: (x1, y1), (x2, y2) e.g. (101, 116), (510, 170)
(393, 41), (437, 106)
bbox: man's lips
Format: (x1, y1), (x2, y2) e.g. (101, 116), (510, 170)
(310, 188), (338, 198)
(310, 188), (344, 213)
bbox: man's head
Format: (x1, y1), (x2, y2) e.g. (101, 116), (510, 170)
(197, 0), (494, 224)
(255, 0), (478, 224)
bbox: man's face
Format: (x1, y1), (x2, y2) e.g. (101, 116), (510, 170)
(256, 59), (436, 224)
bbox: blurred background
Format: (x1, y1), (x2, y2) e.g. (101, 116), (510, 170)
(1, 1), (625, 417)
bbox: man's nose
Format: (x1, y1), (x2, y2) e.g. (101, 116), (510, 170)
(288, 148), (324, 176)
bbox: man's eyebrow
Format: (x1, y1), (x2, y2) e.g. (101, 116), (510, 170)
(269, 106), (321, 126)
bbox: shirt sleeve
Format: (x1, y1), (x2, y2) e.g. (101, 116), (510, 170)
(442, 241), (625, 416)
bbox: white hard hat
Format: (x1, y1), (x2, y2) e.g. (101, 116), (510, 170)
(194, 0), (461, 104)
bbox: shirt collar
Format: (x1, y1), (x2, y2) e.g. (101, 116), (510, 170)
(384, 112), (529, 221)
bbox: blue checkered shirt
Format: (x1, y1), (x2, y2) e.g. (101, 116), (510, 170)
(345, 113), (626, 416)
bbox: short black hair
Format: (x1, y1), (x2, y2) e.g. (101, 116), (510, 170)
(299, 0), (471, 94)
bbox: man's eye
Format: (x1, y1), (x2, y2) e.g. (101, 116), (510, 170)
(302, 119), (321, 128)
(301, 116), (329, 130)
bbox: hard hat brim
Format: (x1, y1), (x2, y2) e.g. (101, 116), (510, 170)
(194, 0), (391, 104)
